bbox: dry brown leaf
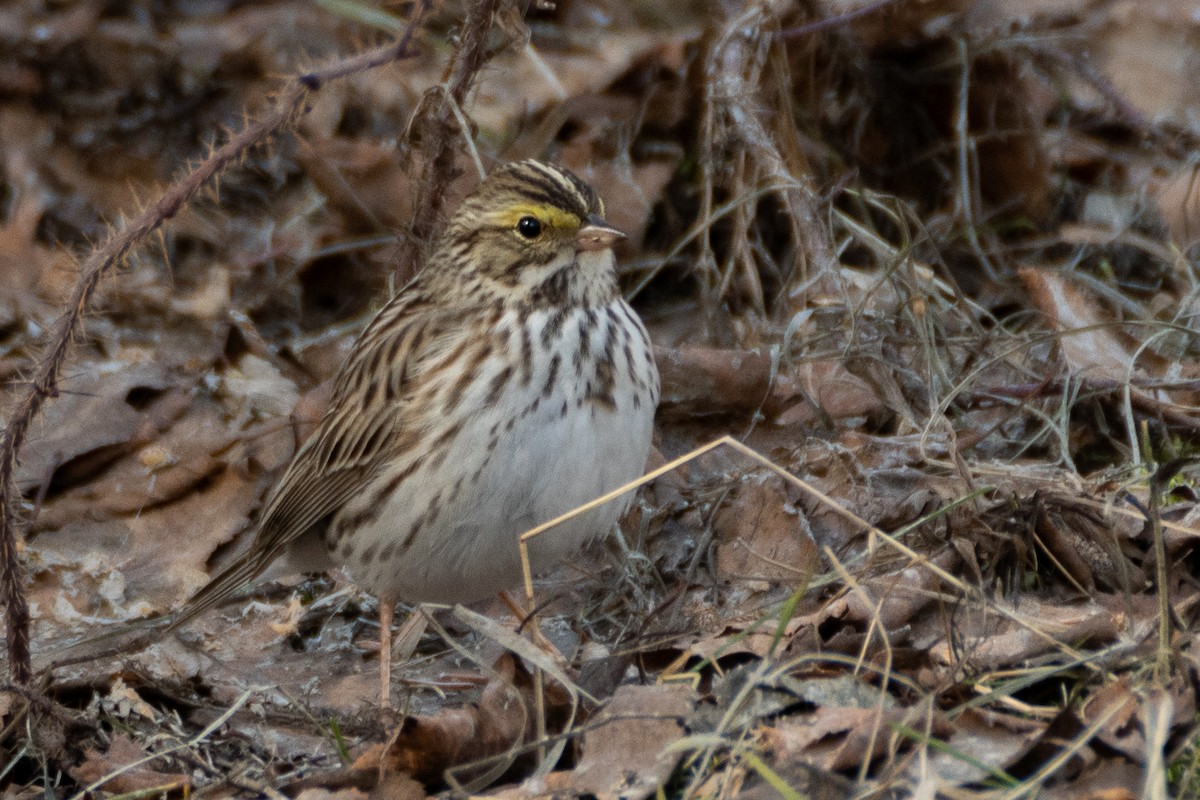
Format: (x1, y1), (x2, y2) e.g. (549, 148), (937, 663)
(16, 362), (187, 495)
(70, 734), (190, 796)
(774, 361), (887, 427)
(1039, 759), (1143, 799)
(928, 597), (1126, 669)
(31, 399), (236, 530)
(917, 707), (1040, 787)
(568, 683), (694, 800)
(96, 467), (259, 612)
(829, 547), (962, 631)
(1030, 492), (1147, 593)
(354, 654), (534, 784)
(293, 789), (372, 800)
(25, 462), (262, 631)
(1152, 165), (1200, 250)
(1018, 267), (1160, 379)
(764, 703), (953, 773)
(1092, 0), (1200, 128)
(680, 613), (813, 664)
(654, 345), (884, 423)
(471, 30), (668, 134)
(654, 345), (793, 418)
(712, 474), (818, 588)
(1080, 679), (1143, 761)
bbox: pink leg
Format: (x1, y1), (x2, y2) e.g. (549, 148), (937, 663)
(379, 599), (393, 709)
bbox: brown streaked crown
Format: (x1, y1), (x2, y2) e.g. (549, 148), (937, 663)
(462, 160), (604, 224)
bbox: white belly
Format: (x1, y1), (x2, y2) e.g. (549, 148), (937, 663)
(326, 300), (658, 604)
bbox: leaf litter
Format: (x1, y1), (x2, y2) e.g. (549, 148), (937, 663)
(1, 0), (1199, 798)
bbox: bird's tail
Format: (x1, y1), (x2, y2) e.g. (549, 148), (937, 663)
(163, 553), (273, 633)
(41, 549), (276, 671)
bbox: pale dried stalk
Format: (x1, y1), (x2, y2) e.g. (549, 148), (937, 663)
(701, 0), (835, 318)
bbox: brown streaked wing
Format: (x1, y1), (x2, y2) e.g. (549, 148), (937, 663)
(168, 292), (451, 628)
(253, 294), (450, 553)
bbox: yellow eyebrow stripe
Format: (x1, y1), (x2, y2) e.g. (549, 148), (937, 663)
(489, 203), (582, 231)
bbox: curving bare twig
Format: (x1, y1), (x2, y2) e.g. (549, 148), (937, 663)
(0, 4), (429, 685)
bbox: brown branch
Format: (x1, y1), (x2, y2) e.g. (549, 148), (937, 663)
(0, 6), (429, 685)
(396, 0), (504, 280)
(966, 377), (1200, 433)
(653, 345), (807, 419)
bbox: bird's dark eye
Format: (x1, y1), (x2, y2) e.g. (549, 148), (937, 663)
(516, 216), (542, 239)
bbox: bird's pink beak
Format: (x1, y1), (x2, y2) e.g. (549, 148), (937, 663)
(576, 216), (626, 252)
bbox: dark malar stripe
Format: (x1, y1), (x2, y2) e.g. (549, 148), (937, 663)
(528, 269), (570, 308)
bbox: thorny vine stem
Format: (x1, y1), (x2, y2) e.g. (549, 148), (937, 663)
(0, 4), (429, 685)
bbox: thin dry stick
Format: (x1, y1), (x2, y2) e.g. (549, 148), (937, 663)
(954, 37), (1000, 282)
(823, 545), (895, 785)
(0, 8), (428, 685)
(1147, 453), (1198, 685)
(968, 376), (1200, 434)
(396, 0), (503, 279)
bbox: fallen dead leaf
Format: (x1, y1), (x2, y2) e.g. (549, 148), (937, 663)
(1018, 267), (1157, 380)
(927, 597), (1126, 669)
(567, 683), (694, 800)
(353, 654), (535, 785)
(763, 701), (953, 773)
(70, 734), (190, 796)
(1092, 0), (1200, 128)
(16, 361), (188, 496)
(712, 474), (818, 587)
(1152, 162), (1200, 257)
